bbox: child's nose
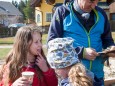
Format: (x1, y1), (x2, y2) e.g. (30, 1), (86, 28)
(38, 42), (42, 47)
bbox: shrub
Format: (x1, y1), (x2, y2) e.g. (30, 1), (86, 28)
(0, 27), (17, 38)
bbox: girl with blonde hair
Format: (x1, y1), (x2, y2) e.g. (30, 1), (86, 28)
(68, 63), (93, 86)
(0, 25), (58, 86)
(47, 37), (93, 86)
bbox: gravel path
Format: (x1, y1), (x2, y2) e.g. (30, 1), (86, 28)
(104, 57), (115, 79)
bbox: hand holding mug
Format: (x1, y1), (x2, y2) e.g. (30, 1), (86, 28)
(12, 77), (30, 86)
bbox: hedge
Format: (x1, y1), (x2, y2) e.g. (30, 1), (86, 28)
(0, 27), (17, 38)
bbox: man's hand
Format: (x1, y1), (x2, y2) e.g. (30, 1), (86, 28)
(84, 48), (99, 60)
(103, 46), (115, 57)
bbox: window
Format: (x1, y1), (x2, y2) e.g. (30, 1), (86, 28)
(37, 14), (40, 22)
(46, 13), (52, 22)
(112, 14), (115, 20)
(0, 20), (3, 24)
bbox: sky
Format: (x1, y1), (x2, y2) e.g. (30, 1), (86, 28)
(0, 0), (21, 3)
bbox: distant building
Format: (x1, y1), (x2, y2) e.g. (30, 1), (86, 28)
(0, 1), (23, 27)
(30, 0), (63, 32)
(31, 0), (115, 31)
(110, 2), (115, 20)
(109, 1), (115, 31)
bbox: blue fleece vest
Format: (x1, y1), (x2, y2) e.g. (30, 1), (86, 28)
(63, 3), (105, 78)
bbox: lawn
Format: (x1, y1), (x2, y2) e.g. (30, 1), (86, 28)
(0, 34), (48, 45)
(0, 37), (14, 45)
(42, 34), (48, 44)
(0, 34), (48, 60)
(0, 32), (115, 60)
(0, 48), (48, 60)
(0, 48), (11, 60)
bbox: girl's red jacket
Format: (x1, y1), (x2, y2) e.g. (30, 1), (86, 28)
(0, 66), (58, 86)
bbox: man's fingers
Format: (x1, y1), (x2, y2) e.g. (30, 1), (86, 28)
(110, 46), (115, 50)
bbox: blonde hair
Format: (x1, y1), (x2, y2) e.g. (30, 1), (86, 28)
(0, 24), (49, 85)
(68, 63), (93, 86)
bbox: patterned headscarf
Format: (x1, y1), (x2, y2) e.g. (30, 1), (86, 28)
(47, 37), (80, 69)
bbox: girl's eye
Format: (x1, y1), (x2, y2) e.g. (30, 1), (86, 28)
(35, 40), (41, 43)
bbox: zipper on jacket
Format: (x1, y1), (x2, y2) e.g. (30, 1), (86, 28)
(70, 3), (99, 70)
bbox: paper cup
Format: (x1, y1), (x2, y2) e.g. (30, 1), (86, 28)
(22, 71), (34, 84)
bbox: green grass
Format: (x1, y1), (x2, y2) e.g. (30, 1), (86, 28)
(0, 48), (11, 60)
(0, 34), (48, 45)
(0, 34), (48, 60)
(0, 37), (14, 45)
(0, 32), (115, 45)
(0, 32), (115, 60)
(42, 34), (48, 44)
(0, 47), (48, 60)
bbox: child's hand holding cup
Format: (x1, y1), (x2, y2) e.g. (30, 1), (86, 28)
(22, 71), (34, 85)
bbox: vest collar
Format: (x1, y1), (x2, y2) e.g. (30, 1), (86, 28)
(73, 0), (85, 14)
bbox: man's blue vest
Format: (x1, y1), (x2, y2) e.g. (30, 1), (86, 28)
(63, 3), (105, 78)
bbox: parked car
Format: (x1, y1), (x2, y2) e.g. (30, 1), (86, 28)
(7, 23), (26, 36)
(8, 23), (26, 29)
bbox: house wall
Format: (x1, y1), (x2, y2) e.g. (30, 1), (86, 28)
(110, 2), (115, 13)
(35, 0), (63, 26)
(0, 15), (7, 25)
(109, 2), (115, 31)
(35, 8), (42, 26)
(35, 0), (53, 26)
(55, 0), (63, 3)
(0, 15), (22, 27)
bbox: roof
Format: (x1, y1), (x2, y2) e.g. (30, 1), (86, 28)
(30, 0), (41, 7)
(30, 0), (114, 7)
(30, 0), (55, 7)
(54, 3), (63, 7)
(45, 0), (55, 5)
(53, 3), (63, 11)
(0, 7), (7, 15)
(0, 1), (22, 16)
(98, 2), (109, 9)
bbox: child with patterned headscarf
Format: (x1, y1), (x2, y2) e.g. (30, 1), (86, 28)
(47, 37), (94, 86)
